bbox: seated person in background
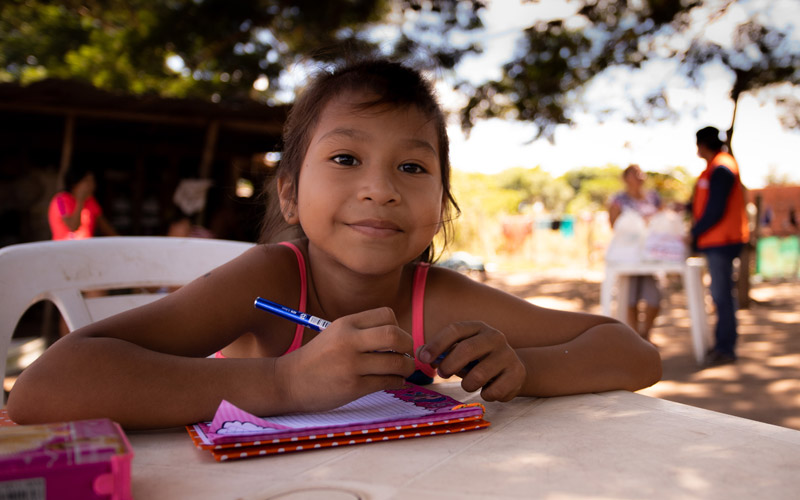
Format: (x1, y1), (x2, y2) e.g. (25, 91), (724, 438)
(608, 164), (662, 343)
(167, 178), (215, 239)
(48, 164), (117, 241)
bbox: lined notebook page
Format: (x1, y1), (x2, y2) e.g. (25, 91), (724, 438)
(210, 391), (441, 436)
(260, 391), (434, 429)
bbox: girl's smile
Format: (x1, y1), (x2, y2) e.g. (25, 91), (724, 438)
(346, 218), (404, 238)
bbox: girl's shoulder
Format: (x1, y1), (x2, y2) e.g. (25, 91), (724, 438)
(239, 240), (302, 264)
(421, 264), (562, 341)
(423, 264), (513, 305)
(190, 241), (304, 323)
(214, 241), (304, 286)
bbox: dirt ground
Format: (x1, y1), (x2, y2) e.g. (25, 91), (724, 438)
(484, 269), (800, 431)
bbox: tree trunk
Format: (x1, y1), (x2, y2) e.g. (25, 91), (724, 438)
(726, 91), (738, 155)
(728, 91), (751, 309)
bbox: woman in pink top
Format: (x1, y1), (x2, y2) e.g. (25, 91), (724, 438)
(48, 165), (117, 240)
(10, 60), (661, 430)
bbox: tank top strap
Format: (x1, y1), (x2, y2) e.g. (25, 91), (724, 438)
(412, 262), (435, 377)
(215, 241), (307, 359)
(279, 241), (307, 354)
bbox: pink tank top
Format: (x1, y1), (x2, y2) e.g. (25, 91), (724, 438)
(216, 242), (435, 377)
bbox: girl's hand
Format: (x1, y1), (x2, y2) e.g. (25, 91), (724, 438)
(417, 322), (526, 402)
(274, 307), (415, 412)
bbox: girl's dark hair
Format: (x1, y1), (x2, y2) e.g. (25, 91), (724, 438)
(259, 59), (459, 263)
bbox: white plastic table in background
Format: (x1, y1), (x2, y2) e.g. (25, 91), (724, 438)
(601, 257), (711, 365)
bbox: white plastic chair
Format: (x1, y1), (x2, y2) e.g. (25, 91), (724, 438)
(0, 236), (254, 404)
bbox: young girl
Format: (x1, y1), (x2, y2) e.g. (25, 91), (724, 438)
(8, 60), (661, 429)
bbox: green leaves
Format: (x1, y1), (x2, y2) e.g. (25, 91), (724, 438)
(0, 0), (485, 102)
(458, 0), (799, 141)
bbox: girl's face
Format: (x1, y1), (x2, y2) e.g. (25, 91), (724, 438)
(282, 93), (445, 275)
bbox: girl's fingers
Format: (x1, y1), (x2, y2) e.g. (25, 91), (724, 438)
(332, 308), (414, 357)
(417, 321), (526, 401)
(417, 321), (488, 366)
(341, 306), (398, 329)
(359, 375), (409, 394)
(465, 353), (526, 401)
(425, 323), (504, 377)
(482, 350), (526, 401)
(357, 351), (416, 377)
(360, 325), (415, 357)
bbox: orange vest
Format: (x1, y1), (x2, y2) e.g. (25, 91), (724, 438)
(692, 152), (749, 249)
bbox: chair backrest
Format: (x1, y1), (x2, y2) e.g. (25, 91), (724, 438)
(0, 236), (254, 403)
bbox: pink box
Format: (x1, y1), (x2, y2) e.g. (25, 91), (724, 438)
(0, 418), (133, 500)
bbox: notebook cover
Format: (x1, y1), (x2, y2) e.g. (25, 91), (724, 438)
(196, 417), (491, 461)
(185, 383), (490, 460)
(195, 382), (486, 445)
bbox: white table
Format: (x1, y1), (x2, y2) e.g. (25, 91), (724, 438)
(128, 383), (800, 499)
(601, 257), (711, 365)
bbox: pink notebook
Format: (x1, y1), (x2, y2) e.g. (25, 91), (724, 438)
(187, 382), (490, 461)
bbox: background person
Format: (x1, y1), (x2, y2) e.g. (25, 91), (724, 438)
(608, 164), (662, 343)
(48, 165), (117, 240)
(166, 178), (215, 239)
(690, 126), (749, 366)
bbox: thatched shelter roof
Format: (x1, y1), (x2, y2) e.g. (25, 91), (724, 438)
(0, 78), (287, 134)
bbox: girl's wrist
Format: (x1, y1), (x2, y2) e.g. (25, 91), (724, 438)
(270, 355), (297, 413)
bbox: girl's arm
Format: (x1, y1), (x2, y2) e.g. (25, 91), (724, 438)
(419, 268), (661, 400)
(7, 245), (414, 428)
(8, 246), (284, 428)
(513, 320), (660, 396)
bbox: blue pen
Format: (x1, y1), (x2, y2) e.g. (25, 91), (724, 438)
(254, 297), (476, 369)
(253, 297), (414, 360)
(254, 297), (331, 332)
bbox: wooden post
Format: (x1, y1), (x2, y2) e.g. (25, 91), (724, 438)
(57, 113), (76, 189)
(737, 189), (756, 309)
(738, 243), (752, 309)
(198, 120), (219, 179)
(198, 121), (219, 226)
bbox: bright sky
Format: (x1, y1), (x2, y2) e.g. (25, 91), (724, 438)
(440, 0), (800, 188)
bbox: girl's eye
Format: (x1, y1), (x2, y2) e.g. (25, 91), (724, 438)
(398, 163), (426, 174)
(331, 154), (359, 166)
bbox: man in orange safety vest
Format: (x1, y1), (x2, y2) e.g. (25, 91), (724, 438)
(690, 126), (749, 366)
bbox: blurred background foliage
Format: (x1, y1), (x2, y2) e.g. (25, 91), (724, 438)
(446, 163), (695, 267)
(0, 0), (484, 103)
(2, 0), (798, 139)
(1, 0), (796, 267)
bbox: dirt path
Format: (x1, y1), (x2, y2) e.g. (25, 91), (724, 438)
(485, 270), (800, 431)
